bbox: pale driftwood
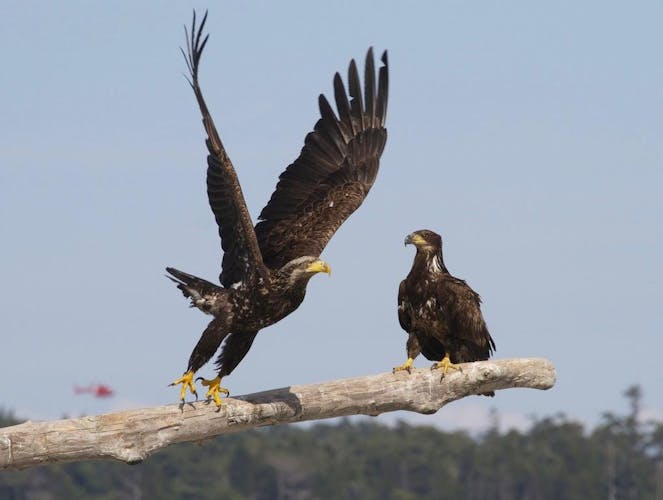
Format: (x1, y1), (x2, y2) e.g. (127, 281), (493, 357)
(0, 357), (555, 470)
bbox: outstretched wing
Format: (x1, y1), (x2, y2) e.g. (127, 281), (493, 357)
(254, 48), (389, 270)
(183, 11), (266, 288)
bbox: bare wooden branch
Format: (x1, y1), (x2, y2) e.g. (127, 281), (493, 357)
(0, 357), (555, 470)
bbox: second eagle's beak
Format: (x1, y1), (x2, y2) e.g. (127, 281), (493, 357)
(306, 259), (332, 276)
(404, 233), (426, 247)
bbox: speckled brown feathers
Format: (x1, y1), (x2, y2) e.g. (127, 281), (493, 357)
(398, 230), (496, 394)
(255, 49), (388, 270)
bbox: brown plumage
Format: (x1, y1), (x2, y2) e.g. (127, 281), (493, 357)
(395, 229), (496, 396)
(168, 11), (389, 405)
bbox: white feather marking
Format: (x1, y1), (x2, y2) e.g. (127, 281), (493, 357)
(428, 254), (443, 273)
(231, 281), (244, 289)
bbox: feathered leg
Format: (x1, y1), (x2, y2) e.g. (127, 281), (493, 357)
(393, 332), (421, 373)
(196, 331), (259, 406)
(169, 316), (230, 402)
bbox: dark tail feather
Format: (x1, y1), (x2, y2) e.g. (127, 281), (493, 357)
(166, 267), (219, 305)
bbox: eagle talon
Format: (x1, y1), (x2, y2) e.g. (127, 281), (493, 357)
(393, 357), (414, 374)
(199, 376), (229, 406)
(169, 370), (198, 402)
(431, 354), (462, 377)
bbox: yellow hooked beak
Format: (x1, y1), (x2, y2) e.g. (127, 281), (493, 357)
(404, 233), (427, 247)
(306, 259), (332, 276)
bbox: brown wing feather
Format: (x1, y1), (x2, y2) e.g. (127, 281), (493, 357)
(397, 279), (411, 333)
(436, 277), (496, 360)
(254, 49), (389, 270)
(183, 11), (267, 288)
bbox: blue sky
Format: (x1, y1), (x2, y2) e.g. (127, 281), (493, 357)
(2, 1), (661, 431)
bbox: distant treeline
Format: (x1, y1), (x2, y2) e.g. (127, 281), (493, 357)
(2, 386), (662, 499)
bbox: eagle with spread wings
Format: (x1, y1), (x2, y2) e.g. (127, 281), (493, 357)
(168, 12), (389, 405)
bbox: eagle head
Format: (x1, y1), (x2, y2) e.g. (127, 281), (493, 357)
(404, 229), (442, 251)
(280, 256), (332, 286)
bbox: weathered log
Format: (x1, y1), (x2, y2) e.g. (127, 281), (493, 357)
(0, 357), (555, 470)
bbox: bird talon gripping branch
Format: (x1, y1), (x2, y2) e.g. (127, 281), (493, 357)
(169, 370), (198, 402)
(199, 376), (229, 406)
(393, 357), (414, 374)
(432, 354), (462, 376)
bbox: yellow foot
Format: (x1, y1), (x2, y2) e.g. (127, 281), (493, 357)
(197, 376), (230, 407)
(393, 357), (415, 374)
(169, 370), (198, 402)
(432, 354), (462, 377)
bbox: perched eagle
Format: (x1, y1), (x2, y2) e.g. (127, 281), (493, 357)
(394, 229), (496, 395)
(168, 12), (389, 405)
